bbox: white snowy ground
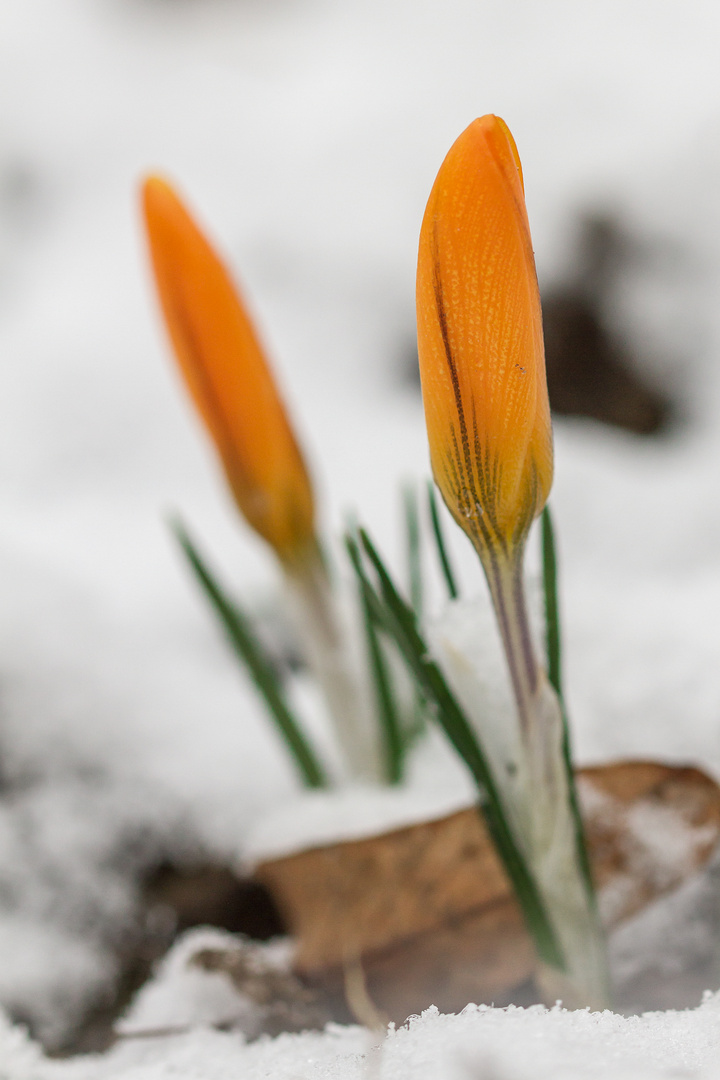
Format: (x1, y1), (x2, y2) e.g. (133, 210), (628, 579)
(2, 0), (720, 1074)
(4, 995), (720, 1080)
(3, 928), (720, 1080)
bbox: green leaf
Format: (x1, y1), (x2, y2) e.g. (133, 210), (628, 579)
(403, 483), (423, 617)
(171, 517), (328, 789)
(362, 586), (404, 783)
(401, 483), (429, 747)
(346, 526), (565, 971)
(428, 482), (459, 600)
(541, 506), (561, 700)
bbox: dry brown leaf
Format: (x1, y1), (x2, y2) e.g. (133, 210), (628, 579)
(254, 761), (720, 1019)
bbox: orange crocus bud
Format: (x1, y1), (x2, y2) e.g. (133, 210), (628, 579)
(416, 115), (553, 557)
(141, 176), (317, 573)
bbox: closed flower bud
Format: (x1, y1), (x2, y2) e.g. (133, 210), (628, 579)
(416, 115), (553, 557)
(142, 176), (317, 572)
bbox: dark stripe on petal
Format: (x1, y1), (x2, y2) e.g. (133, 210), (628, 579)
(431, 219), (485, 549)
(470, 404), (505, 554)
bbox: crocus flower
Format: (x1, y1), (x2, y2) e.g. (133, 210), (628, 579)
(416, 118), (609, 1007)
(416, 115), (553, 558)
(416, 114), (553, 738)
(142, 176), (380, 781)
(141, 176), (317, 574)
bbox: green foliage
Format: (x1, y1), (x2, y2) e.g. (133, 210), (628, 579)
(428, 482), (459, 600)
(172, 490), (596, 977)
(358, 581), (405, 784)
(541, 506), (562, 700)
(171, 517), (328, 789)
(345, 526), (566, 971)
(403, 483), (423, 617)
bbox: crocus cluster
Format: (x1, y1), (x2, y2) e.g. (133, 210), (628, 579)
(140, 117), (608, 1007)
(142, 176), (379, 782)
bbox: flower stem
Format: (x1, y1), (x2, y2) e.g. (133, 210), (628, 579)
(482, 546), (542, 751)
(476, 541), (610, 1009)
(286, 543), (381, 783)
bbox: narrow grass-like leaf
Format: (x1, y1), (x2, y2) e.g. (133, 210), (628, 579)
(541, 506), (561, 700)
(402, 483), (429, 747)
(344, 520), (405, 783)
(346, 527), (565, 970)
(171, 517), (328, 789)
(428, 482), (458, 600)
(541, 505), (600, 919)
(403, 483), (423, 617)
(360, 581), (404, 784)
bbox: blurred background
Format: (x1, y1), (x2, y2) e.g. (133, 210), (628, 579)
(2, 0), (720, 1052)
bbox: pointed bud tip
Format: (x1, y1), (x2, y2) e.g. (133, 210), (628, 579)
(140, 174), (189, 234)
(452, 115), (525, 195)
(140, 173), (175, 202)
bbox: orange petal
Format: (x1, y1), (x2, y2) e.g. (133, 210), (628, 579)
(142, 176), (316, 568)
(416, 116), (553, 553)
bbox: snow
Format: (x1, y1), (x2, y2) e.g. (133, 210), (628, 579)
(243, 784), (465, 866)
(2, 0), (720, 1072)
(4, 964), (720, 1079)
(116, 928), (278, 1038)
